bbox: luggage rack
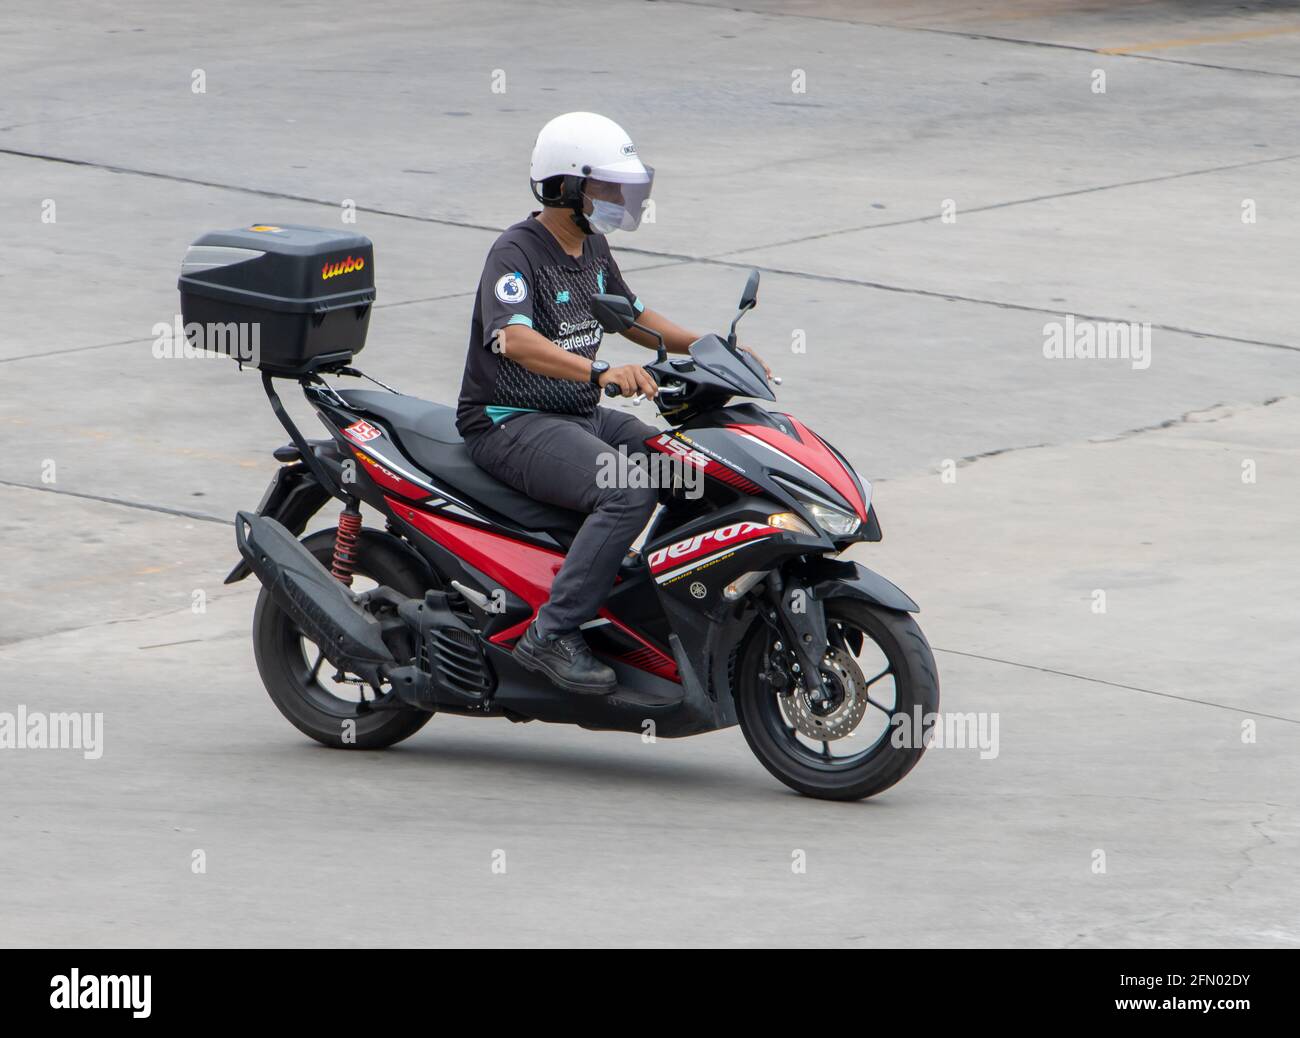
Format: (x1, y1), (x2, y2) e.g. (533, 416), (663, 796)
(238, 349), (355, 378)
(256, 353), (403, 501)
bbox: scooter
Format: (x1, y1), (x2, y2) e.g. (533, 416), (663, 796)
(223, 267), (939, 800)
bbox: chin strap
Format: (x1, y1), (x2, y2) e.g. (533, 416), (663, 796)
(532, 175), (594, 235)
(568, 208), (593, 235)
(562, 174), (593, 235)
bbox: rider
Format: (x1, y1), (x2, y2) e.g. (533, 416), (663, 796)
(456, 111), (765, 695)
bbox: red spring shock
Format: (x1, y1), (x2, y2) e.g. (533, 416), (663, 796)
(331, 506), (363, 586)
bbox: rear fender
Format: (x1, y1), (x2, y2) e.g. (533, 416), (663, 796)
(224, 462), (331, 583)
(224, 458), (434, 589)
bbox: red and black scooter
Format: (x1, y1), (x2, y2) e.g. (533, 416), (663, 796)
(185, 224), (938, 800)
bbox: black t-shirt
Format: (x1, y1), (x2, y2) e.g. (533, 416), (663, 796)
(455, 213), (642, 440)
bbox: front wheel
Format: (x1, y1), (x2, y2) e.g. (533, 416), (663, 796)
(734, 598), (940, 801)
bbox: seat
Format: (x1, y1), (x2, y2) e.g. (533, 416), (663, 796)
(337, 389), (586, 537)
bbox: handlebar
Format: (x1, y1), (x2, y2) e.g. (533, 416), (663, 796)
(600, 354), (778, 399)
(603, 379), (686, 399)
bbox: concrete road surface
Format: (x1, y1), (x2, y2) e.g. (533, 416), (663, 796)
(1, 0), (1298, 947)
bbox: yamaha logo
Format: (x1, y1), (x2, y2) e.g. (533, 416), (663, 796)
(689, 582), (707, 599)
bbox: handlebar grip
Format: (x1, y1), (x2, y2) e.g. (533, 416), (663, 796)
(604, 383), (622, 397)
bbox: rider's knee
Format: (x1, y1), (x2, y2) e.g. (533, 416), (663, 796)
(600, 482), (657, 521)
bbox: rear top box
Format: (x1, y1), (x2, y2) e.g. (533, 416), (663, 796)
(178, 224), (375, 375)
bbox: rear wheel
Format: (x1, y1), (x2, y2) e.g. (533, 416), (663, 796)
(735, 598), (940, 801)
(252, 529), (433, 749)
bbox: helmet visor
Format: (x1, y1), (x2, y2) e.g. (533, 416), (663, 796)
(583, 166), (654, 232)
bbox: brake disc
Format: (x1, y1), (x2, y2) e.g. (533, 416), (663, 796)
(782, 646), (869, 741)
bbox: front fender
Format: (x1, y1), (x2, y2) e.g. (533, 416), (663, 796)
(793, 556), (919, 613)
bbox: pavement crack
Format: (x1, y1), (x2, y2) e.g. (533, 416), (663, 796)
(1063, 806), (1283, 947)
(0, 148), (700, 271)
(0, 479), (230, 525)
(0, 336), (152, 364)
(708, 152), (1300, 255)
(886, 25), (1300, 81)
(3, 148), (1295, 352)
(688, 258), (1300, 353)
(948, 396), (1289, 471)
(957, 441), (1051, 466)
(932, 647), (1300, 725)
(0, 594), (253, 651)
(0, 146), (505, 236)
(658, 1), (1300, 81)
(1088, 397), (1286, 444)
(1226, 810), (1281, 894)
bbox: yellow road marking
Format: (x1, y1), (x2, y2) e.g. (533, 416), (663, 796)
(1099, 25), (1300, 54)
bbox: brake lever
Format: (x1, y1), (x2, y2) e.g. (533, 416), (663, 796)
(603, 384), (647, 401)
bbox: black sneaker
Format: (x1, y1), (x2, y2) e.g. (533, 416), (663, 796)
(513, 623), (617, 695)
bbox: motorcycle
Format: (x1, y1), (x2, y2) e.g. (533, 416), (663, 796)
(211, 241), (939, 800)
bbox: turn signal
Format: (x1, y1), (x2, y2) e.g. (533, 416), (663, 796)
(767, 512), (815, 536)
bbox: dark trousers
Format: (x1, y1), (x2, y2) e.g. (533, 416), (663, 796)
(465, 407), (660, 636)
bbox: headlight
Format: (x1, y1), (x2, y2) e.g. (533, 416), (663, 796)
(807, 502), (860, 537)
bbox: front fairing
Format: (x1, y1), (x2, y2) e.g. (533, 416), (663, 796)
(645, 339), (871, 545)
(680, 334), (774, 401)
(655, 402), (876, 551)
(646, 334), (774, 423)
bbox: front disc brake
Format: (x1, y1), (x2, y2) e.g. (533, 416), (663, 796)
(782, 646), (868, 741)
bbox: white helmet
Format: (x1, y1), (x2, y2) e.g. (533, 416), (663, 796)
(529, 112), (653, 234)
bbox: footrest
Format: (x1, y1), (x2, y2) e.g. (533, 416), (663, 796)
(606, 686), (686, 712)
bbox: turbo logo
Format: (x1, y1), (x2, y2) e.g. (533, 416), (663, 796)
(648, 520), (774, 579)
(322, 255), (365, 280)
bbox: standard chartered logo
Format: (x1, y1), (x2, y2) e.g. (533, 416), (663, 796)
(555, 319), (602, 351)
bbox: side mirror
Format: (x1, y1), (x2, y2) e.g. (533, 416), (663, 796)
(727, 269), (761, 347)
(739, 269), (760, 312)
(590, 293), (638, 335)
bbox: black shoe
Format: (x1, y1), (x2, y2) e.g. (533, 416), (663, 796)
(513, 624), (617, 695)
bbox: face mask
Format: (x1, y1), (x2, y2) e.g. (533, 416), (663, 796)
(586, 199), (627, 235)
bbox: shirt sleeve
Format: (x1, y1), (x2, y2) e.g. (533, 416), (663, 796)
(477, 242), (535, 349)
(603, 245), (645, 315)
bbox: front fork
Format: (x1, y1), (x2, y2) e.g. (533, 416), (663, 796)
(762, 569), (832, 703)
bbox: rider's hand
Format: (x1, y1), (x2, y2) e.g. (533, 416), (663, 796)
(599, 364), (658, 399)
(738, 344), (772, 380)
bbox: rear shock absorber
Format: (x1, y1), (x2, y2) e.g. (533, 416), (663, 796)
(331, 503), (363, 586)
